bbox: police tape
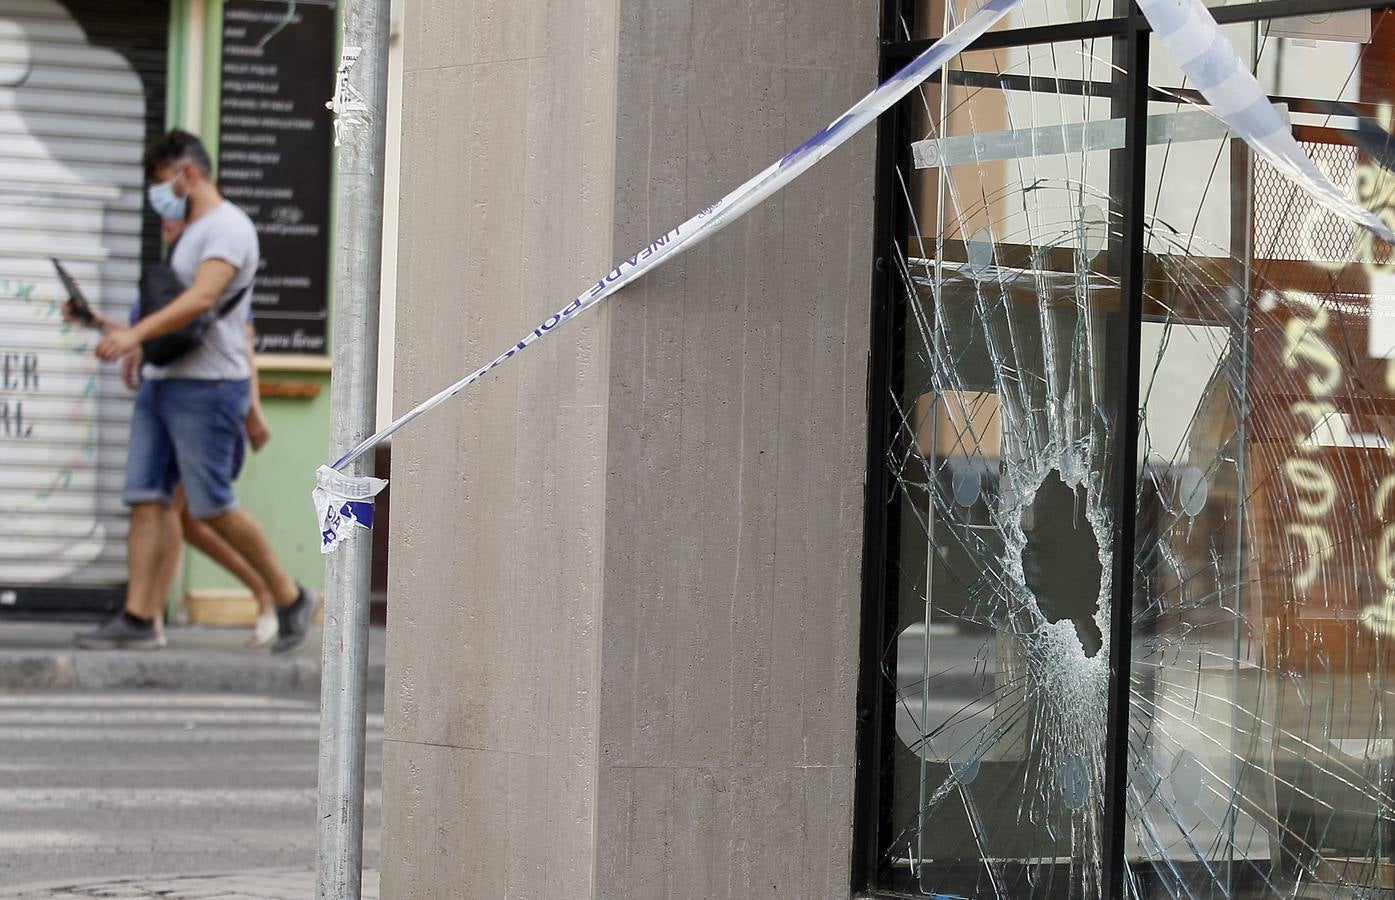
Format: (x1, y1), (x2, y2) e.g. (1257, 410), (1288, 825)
(312, 0), (1022, 552)
(1138, 0), (1395, 243)
(314, 465), (387, 553)
(315, 0), (1395, 553)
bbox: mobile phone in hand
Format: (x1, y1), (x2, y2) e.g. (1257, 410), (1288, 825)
(51, 258), (96, 326)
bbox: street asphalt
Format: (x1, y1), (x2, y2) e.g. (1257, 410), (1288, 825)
(0, 867), (380, 899)
(0, 688), (384, 890)
(0, 622), (388, 893)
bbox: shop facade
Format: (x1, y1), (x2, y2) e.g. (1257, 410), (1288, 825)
(859, 0), (1395, 896)
(0, 0), (171, 613)
(0, 0), (374, 622)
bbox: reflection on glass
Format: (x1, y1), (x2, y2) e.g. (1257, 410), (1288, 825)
(876, 10), (1395, 899)
(1128, 12), (1395, 898)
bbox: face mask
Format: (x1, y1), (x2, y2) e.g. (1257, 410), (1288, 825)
(147, 172), (187, 221)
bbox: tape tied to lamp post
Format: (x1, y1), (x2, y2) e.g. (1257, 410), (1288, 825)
(313, 0), (1395, 553)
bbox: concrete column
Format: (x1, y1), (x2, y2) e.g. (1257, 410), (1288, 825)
(382, 0), (876, 896)
(380, 0), (619, 895)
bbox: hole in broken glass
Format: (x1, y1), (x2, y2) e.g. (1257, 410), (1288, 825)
(1020, 471), (1104, 657)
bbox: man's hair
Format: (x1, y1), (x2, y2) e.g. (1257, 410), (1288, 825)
(142, 129), (212, 181)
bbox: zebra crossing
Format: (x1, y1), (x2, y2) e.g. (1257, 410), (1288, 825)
(0, 690), (383, 891)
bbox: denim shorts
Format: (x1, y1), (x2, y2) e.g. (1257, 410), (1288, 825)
(122, 378), (250, 519)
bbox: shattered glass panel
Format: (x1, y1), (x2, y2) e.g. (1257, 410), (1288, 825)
(875, 11), (1395, 899)
(880, 37), (1127, 897)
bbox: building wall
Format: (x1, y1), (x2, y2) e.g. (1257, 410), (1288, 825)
(380, 0), (619, 892)
(382, 0), (876, 895)
(594, 0), (876, 895)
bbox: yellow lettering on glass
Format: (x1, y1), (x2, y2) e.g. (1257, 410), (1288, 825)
(1281, 298), (1341, 395)
(1283, 458), (1337, 518)
(1291, 399), (1338, 451)
(1286, 523), (1335, 592)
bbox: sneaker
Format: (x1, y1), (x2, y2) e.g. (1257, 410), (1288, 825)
(75, 612), (161, 650)
(246, 611), (278, 648)
(270, 585), (318, 654)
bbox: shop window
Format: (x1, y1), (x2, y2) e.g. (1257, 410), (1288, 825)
(860, 4), (1395, 897)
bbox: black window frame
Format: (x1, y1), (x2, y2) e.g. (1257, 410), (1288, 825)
(853, 1), (1395, 896)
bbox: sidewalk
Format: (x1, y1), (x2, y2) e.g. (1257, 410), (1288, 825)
(0, 620), (386, 694)
(0, 868), (380, 899)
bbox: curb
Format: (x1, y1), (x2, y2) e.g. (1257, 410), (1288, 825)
(0, 867), (379, 898)
(0, 868), (309, 895)
(0, 649), (385, 695)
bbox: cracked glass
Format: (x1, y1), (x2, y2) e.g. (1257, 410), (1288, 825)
(872, 10), (1395, 898)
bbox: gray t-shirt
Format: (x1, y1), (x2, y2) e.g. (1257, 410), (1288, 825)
(144, 200), (258, 381)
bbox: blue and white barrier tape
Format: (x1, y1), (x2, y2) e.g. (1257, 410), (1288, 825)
(316, 0), (1393, 552)
(313, 0), (1020, 552)
(314, 465), (388, 553)
(1137, 0), (1395, 243)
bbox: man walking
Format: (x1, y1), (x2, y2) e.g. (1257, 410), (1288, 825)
(76, 129), (315, 654)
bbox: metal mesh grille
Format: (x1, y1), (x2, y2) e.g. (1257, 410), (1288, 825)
(1253, 139), (1362, 262)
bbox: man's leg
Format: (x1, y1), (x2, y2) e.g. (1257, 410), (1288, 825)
(152, 513), (178, 646)
(169, 378), (316, 653)
(180, 505), (275, 607)
(128, 502), (176, 620)
(75, 504), (168, 649)
(201, 508), (316, 653)
(199, 507), (295, 605)
(77, 380), (176, 650)
(146, 489), (190, 645)
(179, 502), (278, 644)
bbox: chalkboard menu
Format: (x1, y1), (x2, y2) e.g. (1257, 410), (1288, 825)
(217, 0), (336, 355)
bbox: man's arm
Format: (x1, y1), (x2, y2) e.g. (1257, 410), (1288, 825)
(96, 259), (236, 361)
(244, 323), (271, 451)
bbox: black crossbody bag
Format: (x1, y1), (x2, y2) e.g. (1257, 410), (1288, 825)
(138, 246), (249, 366)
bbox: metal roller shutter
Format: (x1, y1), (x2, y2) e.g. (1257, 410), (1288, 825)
(0, 0), (167, 615)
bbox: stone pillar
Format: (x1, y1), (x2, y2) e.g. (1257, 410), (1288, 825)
(382, 0), (876, 896)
